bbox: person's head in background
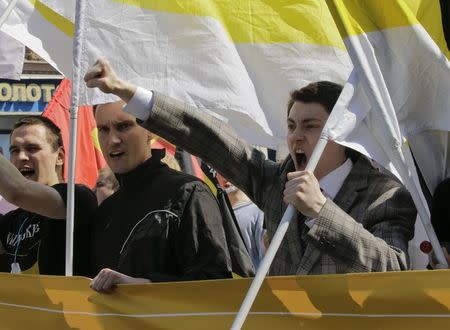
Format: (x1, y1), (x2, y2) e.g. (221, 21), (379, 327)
(95, 166), (119, 205)
(161, 152), (181, 171)
(216, 172), (250, 207)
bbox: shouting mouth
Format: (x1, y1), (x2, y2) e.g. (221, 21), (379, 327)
(19, 167), (35, 178)
(294, 148), (307, 170)
(109, 151), (125, 160)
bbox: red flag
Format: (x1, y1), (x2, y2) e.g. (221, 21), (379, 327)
(42, 79), (106, 188)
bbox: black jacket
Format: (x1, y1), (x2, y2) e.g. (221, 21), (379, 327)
(91, 150), (232, 281)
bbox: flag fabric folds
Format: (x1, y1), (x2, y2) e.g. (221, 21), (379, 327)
(0, 0), (74, 77)
(42, 78), (106, 188)
(0, 0), (352, 150)
(324, 0), (450, 189)
(0, 31), (24, 80)
(323, 0), (450, 267)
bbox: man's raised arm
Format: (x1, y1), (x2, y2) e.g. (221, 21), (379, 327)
(0, 154), (66, 219)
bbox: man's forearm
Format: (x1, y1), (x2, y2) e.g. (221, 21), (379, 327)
(0, 155), (66, 218)
(112, 79), (137, 103)
(0, 154), (29, 204)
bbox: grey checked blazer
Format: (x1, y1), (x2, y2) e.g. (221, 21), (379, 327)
(141, 91), (417, 275)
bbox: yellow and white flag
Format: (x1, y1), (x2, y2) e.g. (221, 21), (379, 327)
(322, 0), (450, 267)
(0, 0), (352, 149)
(324, 0), (450, 174)
(0, 0), (74, 78)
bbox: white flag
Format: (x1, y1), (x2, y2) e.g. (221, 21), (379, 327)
(0, 31), (24, 80)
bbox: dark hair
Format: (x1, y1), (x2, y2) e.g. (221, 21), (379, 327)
(287, 81), (359, 161)
(287, 81), (343, 116)
(12, 116), (64, 152)
(431, 178), (450, 242)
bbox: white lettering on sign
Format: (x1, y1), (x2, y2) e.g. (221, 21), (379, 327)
(0, 83), (57, 103)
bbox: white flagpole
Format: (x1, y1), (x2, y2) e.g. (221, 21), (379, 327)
(231, 133), (329, 330)
(65, 0), (87, 276)
(0, 0), (20, 28)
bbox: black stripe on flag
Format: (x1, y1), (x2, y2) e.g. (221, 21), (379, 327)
(441, 0), (450, 51)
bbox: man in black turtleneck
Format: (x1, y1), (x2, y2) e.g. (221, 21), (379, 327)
(90, 101), (232, 292)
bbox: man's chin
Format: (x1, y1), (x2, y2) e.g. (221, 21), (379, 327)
(109, 166), (124, 174)
(108, 163), (131, 174)
(24, 174), (38, 182)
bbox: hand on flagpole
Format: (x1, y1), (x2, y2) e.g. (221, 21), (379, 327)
(84, 58), (137, 103)
(283, 171), (326, 218)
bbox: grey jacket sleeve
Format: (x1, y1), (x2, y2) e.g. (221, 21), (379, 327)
(306, 185), (416, 272)
(141, 91), (279, 211)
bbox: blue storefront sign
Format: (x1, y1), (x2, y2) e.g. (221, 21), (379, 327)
(0, 78), (62, 113)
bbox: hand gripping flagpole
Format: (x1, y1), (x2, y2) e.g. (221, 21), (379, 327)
(65, 0), (87, 276)
(0, 0), (20, 28)
(231, 133), (329, 329)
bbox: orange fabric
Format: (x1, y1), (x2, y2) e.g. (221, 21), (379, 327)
(42, 79), (106, 188)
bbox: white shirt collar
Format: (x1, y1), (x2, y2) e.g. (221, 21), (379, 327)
(319, 158), (353, 200)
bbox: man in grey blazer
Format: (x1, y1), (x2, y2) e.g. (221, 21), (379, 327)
(85, 58), (416, 275)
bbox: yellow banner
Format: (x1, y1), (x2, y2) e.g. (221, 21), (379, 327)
(1, 270), (450, 329)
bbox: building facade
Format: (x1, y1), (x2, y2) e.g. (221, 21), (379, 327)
(0, 49), (62, 158)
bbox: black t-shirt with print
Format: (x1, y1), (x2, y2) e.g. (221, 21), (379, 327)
(0, 183), (96, 276)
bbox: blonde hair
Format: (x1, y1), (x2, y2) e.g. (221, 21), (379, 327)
(97, 166), (119, 191)
(161, 153), (181, 171)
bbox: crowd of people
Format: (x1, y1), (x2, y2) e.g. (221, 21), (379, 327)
(0, 57), (446, 292)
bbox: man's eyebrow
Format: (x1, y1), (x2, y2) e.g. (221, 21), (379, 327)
(9, 143), (40, 151)
(287, 117), (322, 124)
(115, 120), (135, 125)
(301, 118), (322, 124)
(25, 143), (41, 149)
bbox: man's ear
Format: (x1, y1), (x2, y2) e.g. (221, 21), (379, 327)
(56, 146), (65, 166)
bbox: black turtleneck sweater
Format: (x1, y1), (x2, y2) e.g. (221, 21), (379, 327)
(91, 149), (232, 281)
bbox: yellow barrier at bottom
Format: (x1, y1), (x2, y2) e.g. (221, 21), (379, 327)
(0, 270), (450, 329)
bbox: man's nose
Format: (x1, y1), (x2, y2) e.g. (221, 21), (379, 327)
(109, 131), (122, 144)
(293, 127), (305, 140)
(17, 150), (29, 160)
